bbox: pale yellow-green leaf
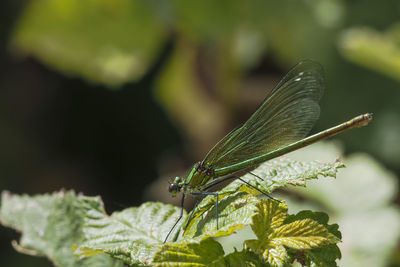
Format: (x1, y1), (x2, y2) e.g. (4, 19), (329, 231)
(339, 25), (400, 82)
(264, 243), (287, 267)
(0, 191), (124, 267)
(179, 156), (343, 256)
(245, 200), (340, 267)
(271, 219), (340, 249)
(250, 199), (288, 241)
(286, 142), (400, 267)
(222, 157), (344, 195)
(75, 201), (187, 265)
(152, 237), (225, 267)
(183, 191), (259, 239)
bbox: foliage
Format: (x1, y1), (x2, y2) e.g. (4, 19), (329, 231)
(339, 24), (400, 82)
(1, 157), (344, 266)
(0, 191), (123, 267)
(286, 142), (400, 267)
(11, 0), (165, 86)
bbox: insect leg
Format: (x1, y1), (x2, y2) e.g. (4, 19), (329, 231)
(183, 199), (201, 231)
(235, 176), (277, 201)
(164, 193), (185, 243)
(248, 171), (264, 181)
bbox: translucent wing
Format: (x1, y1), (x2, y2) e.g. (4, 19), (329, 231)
(202, 60), (324, 170)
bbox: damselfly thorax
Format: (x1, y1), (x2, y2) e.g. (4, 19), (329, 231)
(184, 162), (216, 188)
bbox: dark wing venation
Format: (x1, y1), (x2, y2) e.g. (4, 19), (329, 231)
(202, 60), (324, 169)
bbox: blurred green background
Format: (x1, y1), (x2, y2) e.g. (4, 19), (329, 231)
(1, 0), (400, 266)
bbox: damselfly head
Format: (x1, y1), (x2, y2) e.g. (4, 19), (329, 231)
(168, 176), (183, 197)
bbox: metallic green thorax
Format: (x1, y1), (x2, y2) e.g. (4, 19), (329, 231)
(168, 163), (215, 197)
(184, 163), (214, 189)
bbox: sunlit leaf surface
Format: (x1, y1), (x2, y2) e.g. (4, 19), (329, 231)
(0, 157), (346, 266)
(12, 0), (166, 86)
(0, 191), (123, 267)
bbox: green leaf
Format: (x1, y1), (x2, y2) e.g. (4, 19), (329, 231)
(0, 190), (123, 267)
(11, 0), (166, 86)
(339, 24), (400, 82)
(181, 158), (343, 242)
(75, 201), (187, 266)
(286, 142), (400, 267)
(152, 237), (225, 266)
(222, 249), (268, 267)
(271, 219), (339, 248)
(286, 245), (341, 267)
(153, 238), (268, 267)
(183, 191), (259, 240)
(1, 157), (345, 266)
(224, 157), (344, 195)
(284, 210), (341, 240)
(305, 246), (341, 267)
(171, 0), (244, 42)
(245, 200), (340, 267)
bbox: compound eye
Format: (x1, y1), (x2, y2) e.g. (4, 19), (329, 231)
(168, 183), (177, 193)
